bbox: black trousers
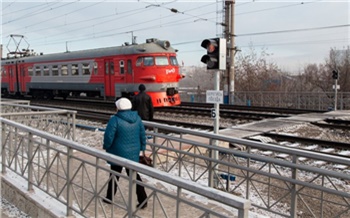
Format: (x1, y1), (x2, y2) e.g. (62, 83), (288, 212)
(105, 164), (147, 204)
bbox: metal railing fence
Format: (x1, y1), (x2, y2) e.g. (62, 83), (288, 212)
(0, 118), (251, 218)
(1, 100), (349, 217)
(1, 101), (76, 141)
(180, 91), (350, 110)
(142, 121), (350, 218)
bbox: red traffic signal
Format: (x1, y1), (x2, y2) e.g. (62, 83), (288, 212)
(200, 38), (226, 70)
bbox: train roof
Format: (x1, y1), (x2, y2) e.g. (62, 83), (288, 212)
(2, 39), (176, 64)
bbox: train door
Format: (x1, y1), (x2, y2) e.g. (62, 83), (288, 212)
(7, 65), (17, 94)
(104, 59), (115, 97)
(19, 65), (26, 93)
(125, 59), (134, 84)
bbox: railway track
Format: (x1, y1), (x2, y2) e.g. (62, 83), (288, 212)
(247, 134), (350, 170)
(312, 118), (350, 130)
(75, 109), (226, 131)
(26, 98), (350, 130)
(262, 132), (350, 151)
(8, 97), (350, 169)
(29, 98), (313, 121)
(74, 109), (350, 161)
(157, 106), (289, 120)
(180, 102), (327, 114)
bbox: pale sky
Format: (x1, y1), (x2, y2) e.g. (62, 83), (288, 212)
(1, 0), (349, 73)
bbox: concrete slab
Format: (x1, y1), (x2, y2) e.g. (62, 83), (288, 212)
(220, 119), (301, 139)
(325, 110), (350, 117)
(281, 113), (331, 122)
(219, 110), (350, 139)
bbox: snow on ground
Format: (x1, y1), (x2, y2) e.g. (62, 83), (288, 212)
(1, 197), (30, 218)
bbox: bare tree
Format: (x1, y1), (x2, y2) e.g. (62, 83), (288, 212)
(234, 46), (285, 92)
(300, 46), (350, 93)
(302, 63), (330, 92)
(179, 66), (214, 91)
(331, 46), (350, 92)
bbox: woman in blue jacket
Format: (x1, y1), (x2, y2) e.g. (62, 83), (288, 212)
(103, 98), (148, 209)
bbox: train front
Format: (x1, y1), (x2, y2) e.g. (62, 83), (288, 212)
(133, 38), (184, 107)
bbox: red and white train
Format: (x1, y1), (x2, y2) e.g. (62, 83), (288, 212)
(1, 38), (183, 107)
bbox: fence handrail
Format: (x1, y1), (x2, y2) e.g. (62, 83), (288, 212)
(0, 117), (251, 216)
(143, 121), (350, 167)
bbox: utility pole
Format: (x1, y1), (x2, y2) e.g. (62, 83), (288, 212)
(334, 78), (338, 111)
(332, 70), (339, 110)
(224, 0), (235, 104)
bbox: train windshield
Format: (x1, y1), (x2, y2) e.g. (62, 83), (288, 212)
(155, 57), (168, 66)
(143, 57), (154, 66)
(136, 56), (178, 66)
(170, 56), (178, 66)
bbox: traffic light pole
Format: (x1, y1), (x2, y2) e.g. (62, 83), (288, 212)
(200, 37), (226, 187)
(209, 70), (220, 188)
(214, 70), (220, 135)
(332, 70), (339, 111)
(334, 78), (338, 111)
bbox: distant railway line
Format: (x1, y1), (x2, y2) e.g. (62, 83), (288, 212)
(179, 102), (327, 114)
(27, 98), (350, 130)
(29, 98), (320, 120)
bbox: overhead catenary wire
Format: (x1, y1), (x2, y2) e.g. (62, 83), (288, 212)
(235, 0), (323, 16)
(2, 0), (316, 42)
(2, 0), (347, 62)
(3, 0), (79, 24)
(25, 3), (218, 45)
(4, 0), (107, 32)
(2, 1), (219, 39)
(2, 0), (60, 15)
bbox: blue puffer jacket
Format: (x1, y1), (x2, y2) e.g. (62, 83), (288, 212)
(103, 110), (146, 165)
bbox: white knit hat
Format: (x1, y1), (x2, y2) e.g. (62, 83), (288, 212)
(115, 98), (132, 110)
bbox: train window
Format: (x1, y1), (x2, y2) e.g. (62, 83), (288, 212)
(136, 57), (142, 66)
(170, 56), (179, 66)
(82, 63), (90, 75)
(144, 57), (154, 66)
(155, 56), (169, 66)
(72, 64), (79, 76)
(93, 62), (98, 75)
(43, 66), (49, 76)
(105, 62), (109, 75)
(127, 60), (132, 74)
(61, 65), (68, 76)
(52, 65), (59, 76)
(110, 62), (114, 75)
(28, 67), (33, 76)
(1, 67), (5, 76)
(119, 60), (125, 74)
(35, 66), (41, 76)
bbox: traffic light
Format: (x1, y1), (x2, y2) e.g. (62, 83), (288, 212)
(332, 70), (338, 80)
(200, 38), (226, 70)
